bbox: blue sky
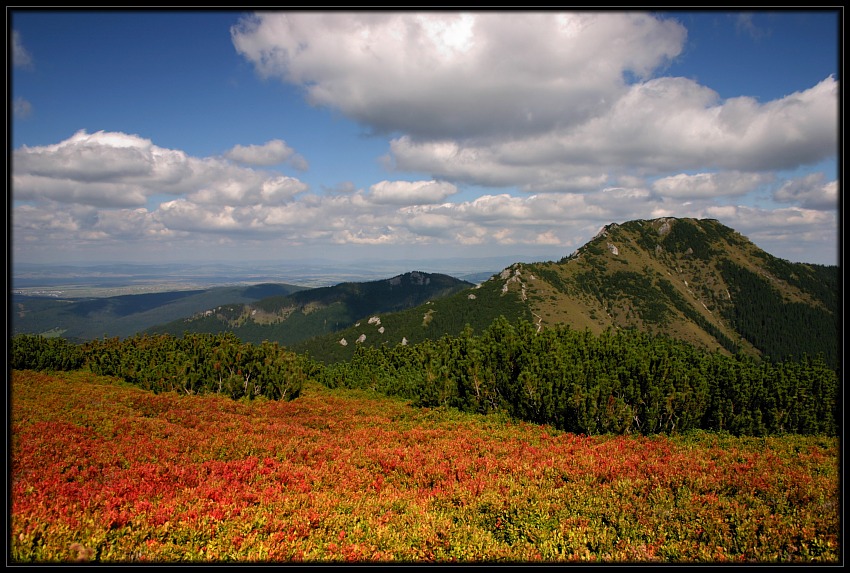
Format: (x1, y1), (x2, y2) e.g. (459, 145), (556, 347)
(10, 9), (840, 269)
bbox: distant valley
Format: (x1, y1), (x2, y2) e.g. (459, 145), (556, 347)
(11, 284), (307, 342)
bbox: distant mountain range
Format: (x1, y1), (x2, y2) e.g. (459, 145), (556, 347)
(11, 218), (839, 370)
(143, 271), (474, 348)
(11, 284), (307, 342)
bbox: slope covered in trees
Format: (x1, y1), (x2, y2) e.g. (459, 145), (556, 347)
(12, 314), (839, 437)
(292, 271), (532, 364)
(317, 317), (838, 437)
(145, 271), (474, 347)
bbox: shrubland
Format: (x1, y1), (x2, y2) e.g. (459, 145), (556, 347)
(9, 325), (841, 563)
(10, 370), (839, 563)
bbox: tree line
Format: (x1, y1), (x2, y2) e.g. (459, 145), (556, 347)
(318, 317), (838, 437)
(10, 317), (839, 437)
(11, 332), (315, 402)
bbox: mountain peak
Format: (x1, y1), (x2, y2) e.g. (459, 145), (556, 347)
(514, 217), (837, 367)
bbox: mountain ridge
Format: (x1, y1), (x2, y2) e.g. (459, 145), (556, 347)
(294, 218), (838, 369)
(144, 271), (475, 347)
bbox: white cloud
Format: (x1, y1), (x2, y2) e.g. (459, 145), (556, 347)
(652, 172), (773, 200)
(233, 12), (836, 195)
(225, 139), (308, 170)
(773, 173), (838, 211)
(187, 171), (308, 206)
(391, 76), (837, 192)
(12, 161), (838, 265)
(13, 173), (149, 207)
(12, 130), (308, 208)
(15, 130), (162, 184)
(13, 204), (83, 235)
(156, 201), (246, 233)
(232, 12), (685, 141)
(367, 180), (457, 205)
(92, 208), (160, 238)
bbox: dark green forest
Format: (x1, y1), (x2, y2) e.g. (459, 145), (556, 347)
(12, 311), (839, 438)
(290, 274), (532, 364)
(143, 272), (474, 348)
(317, 317), (838, 437)
(717, 260), (839, 369)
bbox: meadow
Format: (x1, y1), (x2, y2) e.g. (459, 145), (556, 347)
(10, 369), (840, 563)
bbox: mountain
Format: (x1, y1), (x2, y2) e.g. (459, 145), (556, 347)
(295, 218), (839, 370)
(13, 218), (839, 372)
(144, 271), (475, 347)
(524, 218), (838, 364)
(10, 283), (307, 342)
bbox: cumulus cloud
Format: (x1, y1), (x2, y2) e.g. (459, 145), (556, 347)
(13, 173), (149, 208)
(187, 172), (308, 206)
(11, 146), (837, 265)
(12, 130), (308, 208)
(11, 130), (320, 256)
(652, 172), (773, 200)
(233, 12), (836, 195)
(224, 139), (308, 170)
(232, 12), (686, 141)
(367, 180), (457, 205)
(773, 173), (838, 211)
(390, 76), (838, 191)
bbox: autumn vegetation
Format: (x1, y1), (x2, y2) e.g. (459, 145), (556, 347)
(9, 327), (841, 563)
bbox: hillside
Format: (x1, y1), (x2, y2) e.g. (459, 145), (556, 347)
(10, 283), (307, 342)
(145, 271), (475, 347)
(522, 218), (838, 367)
(297, 218), (839, 369)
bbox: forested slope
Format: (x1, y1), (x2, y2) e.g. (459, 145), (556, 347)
(12, 316), (839, 437)
(145, 271), (473, 347)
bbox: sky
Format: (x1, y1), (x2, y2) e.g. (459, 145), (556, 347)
(8, 9), (841, 270)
